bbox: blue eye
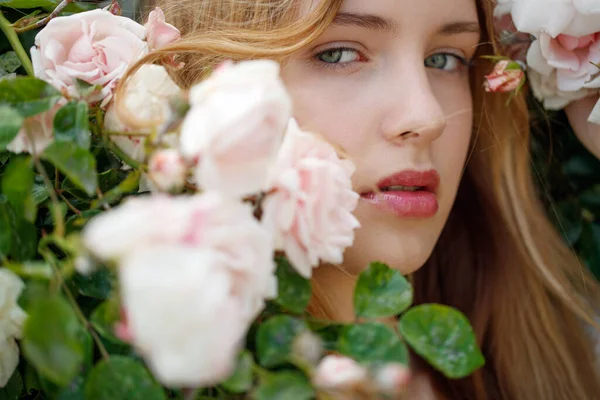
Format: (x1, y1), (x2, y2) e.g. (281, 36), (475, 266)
(315, 47), (362, 65)
(424, 53), (468, 72)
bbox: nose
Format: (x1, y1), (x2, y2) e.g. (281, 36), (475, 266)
(379, 62), (446, 145)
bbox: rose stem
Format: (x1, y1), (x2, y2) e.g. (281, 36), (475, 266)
(0, 11), (34, 76)
(13, 0), (75, 34)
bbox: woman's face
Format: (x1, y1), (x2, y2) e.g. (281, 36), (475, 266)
(281, 0), (481, 275)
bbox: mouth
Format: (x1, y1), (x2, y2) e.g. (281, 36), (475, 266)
(360, 170), (440, 218)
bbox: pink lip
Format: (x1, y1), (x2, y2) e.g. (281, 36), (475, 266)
(360, 170), (440, 218)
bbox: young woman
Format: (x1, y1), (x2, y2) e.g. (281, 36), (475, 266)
(128, 0), (600, 398)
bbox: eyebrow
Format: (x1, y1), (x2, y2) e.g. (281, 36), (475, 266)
(332, 12), (480, 36)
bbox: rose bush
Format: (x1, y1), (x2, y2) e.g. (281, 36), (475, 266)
(0, 3), (486, 399)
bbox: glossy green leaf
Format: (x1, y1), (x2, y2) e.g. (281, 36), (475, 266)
(337, 322), (409, 365)
(274, 256), (311, 314)
(0, 51), (21, 75)
(56, 376), (85, 400)
(256, 315), (308, 368)
(0, 77), (62, 117)
(354, 262), (413, 319)
(42, 141), (97, 196)
(254, 372), (314, 400)
(90, 297), (123, 344)
(84, 357), (166, 400)
(53, 101), (90, 149)
(1, 155), (36, 222)
(0, 106), (23, 149)
(21, 295), (84, 386)
(3, 201), (37, 261)
(222, 351), (254, 393)
(398, 304), (485, 379)
(74, 267), (113, 299)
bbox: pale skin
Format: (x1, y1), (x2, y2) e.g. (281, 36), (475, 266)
(281, 0), (598, 396)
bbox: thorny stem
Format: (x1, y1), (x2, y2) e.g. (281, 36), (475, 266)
(13, 0), (74, 33)
(0, 11), (34, 76)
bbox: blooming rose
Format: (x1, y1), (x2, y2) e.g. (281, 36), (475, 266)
(527, 68), (593, 109)
(179, 60), (292, 197)
(31, 9), (149, 107)
(484, 60), (525, 93)
(104, 64), (182, 162)
(147, 149), (187, 192)
(6, 103), (61, 154)
(82, 193), (276, 386)
(312, 355), (368, 391)
(0, 269), (27, 388)
(145, 7), (181, 51)
(261, 119), (360, 278)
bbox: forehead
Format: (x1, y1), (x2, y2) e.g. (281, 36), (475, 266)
(337, 0), (479, 33)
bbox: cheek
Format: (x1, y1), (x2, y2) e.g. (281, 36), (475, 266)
(282, 68), (371, 155)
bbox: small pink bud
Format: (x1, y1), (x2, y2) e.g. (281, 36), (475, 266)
(148, 149), (187, 192)
(292, 331), (323, 365)
(106, 1), (122, 16)
(374, 363), (411, 396)
(484, 60), (525, 93)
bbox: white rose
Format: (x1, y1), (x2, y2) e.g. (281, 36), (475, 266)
(527, 69), (592, 110)
(6, 104), (60, 155)
(179, 60), (292, 197)
(82, 193), (277, 386)
(104, 64), (181, 163)
(0, 269), (27, 388)
(508, 0), (600, 37)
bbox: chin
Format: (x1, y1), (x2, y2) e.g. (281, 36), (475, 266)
(341, 214), (442, 276)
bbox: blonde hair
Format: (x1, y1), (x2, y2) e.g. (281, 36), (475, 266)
(121, 0), (600, 398)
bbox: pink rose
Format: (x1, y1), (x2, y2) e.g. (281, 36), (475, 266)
(7, 103), (62, 154)
(179, 60), (292, 197)
(31, 9), (148, 107)
(484, 60), (525, 93)
(527, 32), (600, 92)
(147, 149), (187, 192)
(82, 193), (277, 386)
(312, 355), (368, 391)
(145, 7), (181, 51)
(261, 119), (360, 278)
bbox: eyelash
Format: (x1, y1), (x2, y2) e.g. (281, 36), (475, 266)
(312, 46), (472, 73)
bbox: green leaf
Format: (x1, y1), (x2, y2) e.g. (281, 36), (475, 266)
(254, 372), (314, 400)
(90, 297), (124, 344)
(274, 256), (311, 314)
(1, 155), (36, 222)
(42, 141), (97, 196)
(398, 304), (485, 379)
(337, 322), (409, 365)
(256, 315), (308, 368)
(0, 106), (23, 149)
(0, 51), (22, 75)
(4, 202), (37, 261)
(354, 262), (413, 319)
(84, 357), (166, 400)
(21, 295), (84, 386)
(0, 77), (62, 118)
(74, 267), (113, 299)
(0, 0), (58, 8)
(57, 376), (85, 400)
(0, 370), (24, 400)
(0, 197), (12, 257)
(53, 101), (90, 149)
(4, 260), (52, 280)
(222, 351), (254, 393)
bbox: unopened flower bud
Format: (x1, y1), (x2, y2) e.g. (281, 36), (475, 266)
(148, 149), (187, 192)
(484, 60), (525, 93)
(374, 363), (411, 396)
(292, 331), (323, 365)
(312, 355), (368, 392)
